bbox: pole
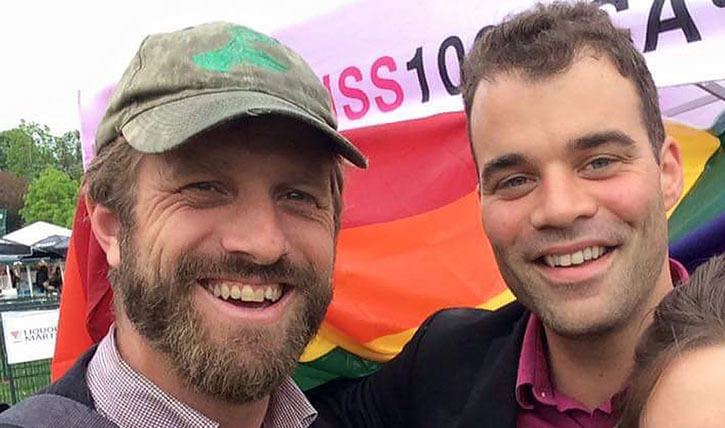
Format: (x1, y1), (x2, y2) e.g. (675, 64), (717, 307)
(26, 265), (33, 298)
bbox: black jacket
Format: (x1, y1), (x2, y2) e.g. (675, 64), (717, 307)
(309, 302), (530, 428)
(41, 345), (98, 406)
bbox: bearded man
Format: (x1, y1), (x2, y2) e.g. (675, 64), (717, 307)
(0, 22), (365, 428)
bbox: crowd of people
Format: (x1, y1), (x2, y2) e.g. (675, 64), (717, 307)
(0, 262), (63, 297)
(31, 263), (63, 294)
(0, 2), (722, 427)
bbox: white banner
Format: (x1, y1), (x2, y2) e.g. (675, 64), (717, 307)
(2, 309), (59, 364)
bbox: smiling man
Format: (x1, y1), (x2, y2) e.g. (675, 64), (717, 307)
(309, 3), (685, 427)
(0, 22), (365, 428)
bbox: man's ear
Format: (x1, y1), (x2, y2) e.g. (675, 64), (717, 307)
(659, 136), (684, 212)
(86, 194), (122, 267)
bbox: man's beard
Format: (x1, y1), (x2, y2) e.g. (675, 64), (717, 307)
(491, 199), (668, 339)
(109, 228), (332, 403)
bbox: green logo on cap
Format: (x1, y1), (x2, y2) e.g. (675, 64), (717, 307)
(192, 26), (289, 73)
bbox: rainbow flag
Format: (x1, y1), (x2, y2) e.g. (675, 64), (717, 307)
(52, 0), (725, 388)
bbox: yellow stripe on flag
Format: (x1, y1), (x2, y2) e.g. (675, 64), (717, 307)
(664, 121), (720, 217)
(301, 289), (518, 363)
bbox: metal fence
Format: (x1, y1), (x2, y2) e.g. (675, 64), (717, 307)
(0, 295), (59, 404)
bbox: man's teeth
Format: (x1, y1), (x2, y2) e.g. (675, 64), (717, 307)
(544, 246), (608, 267)
(211, 283), (283, 303)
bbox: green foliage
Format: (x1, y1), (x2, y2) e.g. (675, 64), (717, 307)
(0, 121), (83, 230)
(20, 167), (79, 228)
(0, 171), (29, 232)
(1, 124), (52, 181)
(52, 130), (83, 181)
(0, 121), (82, 181)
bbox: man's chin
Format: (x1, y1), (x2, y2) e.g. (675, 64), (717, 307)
(168, 322), (304, 403)
(537, 303), (627, 339)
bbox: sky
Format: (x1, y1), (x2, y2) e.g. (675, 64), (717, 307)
(0, 0), (357, 134)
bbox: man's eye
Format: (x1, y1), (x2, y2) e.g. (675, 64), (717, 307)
(493, 175), (536, 199)
(187, 182), (219, 192)
(585, 157), (617, 170)
(284, 190), (315, 203)
(499, 175), (532, 189)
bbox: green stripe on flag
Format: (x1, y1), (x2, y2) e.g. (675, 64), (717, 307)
(669, 134), (725, 243)
(294, 347), (381, 390)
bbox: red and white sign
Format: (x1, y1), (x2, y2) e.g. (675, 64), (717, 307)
(2, 309), (59, 364)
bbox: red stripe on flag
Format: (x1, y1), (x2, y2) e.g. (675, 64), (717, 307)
(51, 195), (97, 379)
(51, 193), (115, 379)
(341, 112), (477, 228)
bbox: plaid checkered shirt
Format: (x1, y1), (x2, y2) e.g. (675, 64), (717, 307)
(86, 326), (317, 428)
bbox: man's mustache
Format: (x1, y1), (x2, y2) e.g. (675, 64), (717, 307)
(170, 252), (319, 290)
(519, 221), (629, 259)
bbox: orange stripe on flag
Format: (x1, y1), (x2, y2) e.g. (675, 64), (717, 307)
(327, 191), (507, 345)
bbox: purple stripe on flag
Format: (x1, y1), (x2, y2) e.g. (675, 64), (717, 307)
(670, 210), (725, 272)
(79, 85), (115, 169)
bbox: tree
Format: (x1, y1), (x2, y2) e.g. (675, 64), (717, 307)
(0, 171), (28, 232)
(52, 130), (83, 181)
(1, 123), (53, 181)
(20, 167), (79, 228)
(0, 121), (83, 181)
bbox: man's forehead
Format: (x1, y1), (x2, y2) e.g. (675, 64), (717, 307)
(470, 57), (638, 143)
(147, 129), (333, 180)
(470, 53), (620, 112)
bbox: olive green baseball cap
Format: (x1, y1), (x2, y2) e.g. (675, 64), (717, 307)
(96, 22), (367, 168)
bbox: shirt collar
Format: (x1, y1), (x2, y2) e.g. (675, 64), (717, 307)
(670, 258), (689, 285)
(87, 325), (317, 428)
(515, 313), (548, 411)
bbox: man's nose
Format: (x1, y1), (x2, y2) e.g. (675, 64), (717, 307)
(219, 198), (289, 266)
(530, 170), (598, 230)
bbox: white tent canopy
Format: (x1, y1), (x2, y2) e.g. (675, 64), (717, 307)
(3, 222), (71, 246)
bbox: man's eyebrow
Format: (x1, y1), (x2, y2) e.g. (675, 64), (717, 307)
(480, 153), (528, 184)
(570, 130), (636, 152)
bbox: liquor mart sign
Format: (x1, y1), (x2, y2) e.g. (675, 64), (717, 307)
(2, 309), (59, 364)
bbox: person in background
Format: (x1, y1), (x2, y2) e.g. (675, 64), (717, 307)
(49, 266), (63, 292)
(0, 268), (9, 290)
(10, 267), (19, 290)
(617, 253), (725, 428)
(34, 263), (49, 294)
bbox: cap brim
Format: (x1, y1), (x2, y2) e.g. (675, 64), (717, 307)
(121, 91), (368, 168)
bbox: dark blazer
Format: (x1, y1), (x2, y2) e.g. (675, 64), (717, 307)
(309, 302), (530, 428)
(41, 345), (98, 406)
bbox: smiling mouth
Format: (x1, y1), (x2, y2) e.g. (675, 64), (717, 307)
(538, 245), (616, 268)
(198, 280), (288, 309)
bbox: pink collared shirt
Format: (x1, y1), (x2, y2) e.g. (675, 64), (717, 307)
(515, 259), (689, 428)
